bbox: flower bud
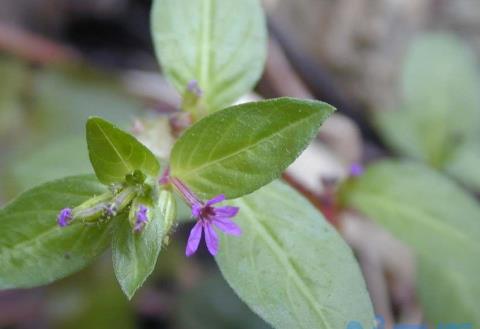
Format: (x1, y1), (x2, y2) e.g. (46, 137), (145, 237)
(107, 186), (138, 217)
(72, 192), (113, 223)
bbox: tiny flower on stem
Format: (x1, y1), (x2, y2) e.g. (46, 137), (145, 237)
(171, 178), (241, 257)
(134, 205), (149, 232)
(349, 163), (364, 177)
(187, 80), (203, 97)
(57, 208), (73, 227)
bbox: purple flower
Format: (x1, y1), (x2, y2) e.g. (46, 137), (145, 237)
(57, 208), (73, 227)
(171, 178), (241, 257)
(186, 194), (241, 256)
(350, 163), (364, 177)
(134, 205), (149, 232)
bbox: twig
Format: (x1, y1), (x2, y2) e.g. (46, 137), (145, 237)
(0, 22), (79, 64)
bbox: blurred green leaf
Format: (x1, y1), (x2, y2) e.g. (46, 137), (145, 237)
(86, 117), (160, 185)
(1, 63), (144, 200)
(170, 98), (335, 200)
(446, 142), (480, 191)
(342, 161), (480, 325)
(377, 33), (480, 169)
(177, 275), (270, 329)
(417, 255), (478, 325)
(151, 0), (267, 113)
(5, 137), (91, 196)
(217, 180), (375, 329)
(32, 65), (142, 142)
(0, 175), (113, 289)
(376, 110), (427, 163)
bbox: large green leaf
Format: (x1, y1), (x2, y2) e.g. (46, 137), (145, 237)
(86, 117), (160, 184)
(151, 0), (267, 113)
(377, 33), (480, 168)
(170, 98), (335, 199)
(216, 181), (374, 329)
(446, 142), (480, 191)
(0, 175), (113, 289)
(112, 190), (175, 299)
(417, 256), (479, 325)
(342, 161), (480, 325)
(342, 161), (480, 260)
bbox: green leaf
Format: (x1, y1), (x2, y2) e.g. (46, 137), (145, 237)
(151, 0), (267, 113)
(216, 181), (375, 329)
(170, 98), (335, 199)
(86, 117), (160, 185)
(342, 161), (480, 260)
(4, 137), (91, 196)
(377, 33), (480, 167)
(112, 190), (175, 299)
(32, 64), (143, 144)
(0, 175), (113, 289)
(341, 161), (480, 325)
(446, 142), (480, 191)
(417, 256), (479, 325)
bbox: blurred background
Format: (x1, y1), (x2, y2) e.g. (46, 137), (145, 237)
(1, 0), (480, 328)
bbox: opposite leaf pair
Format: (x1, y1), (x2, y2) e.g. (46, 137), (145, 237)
(0, 97), (334, 299)
(70, 97), (335, 297)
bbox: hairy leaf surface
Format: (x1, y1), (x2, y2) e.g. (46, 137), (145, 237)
(0, 175), (113, 289)
(170, 98), (335, 199)
(216, 181), (374, 329)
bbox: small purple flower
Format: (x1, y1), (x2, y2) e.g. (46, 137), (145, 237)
(171, 178), (241, 257)
(187, 80), (203, 97)
(186, 194), (241, 256)
(134, 205), (149, 232)
(57, 208), (73, 227)
(350, 163), (364, 177)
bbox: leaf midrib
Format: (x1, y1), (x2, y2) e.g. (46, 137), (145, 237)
(92, 121), (133, 173)
(199, 0), (213, 89)
(237, 197), (335, 329)
(0, 222), (107, 261)
(175, 111), (319, 179)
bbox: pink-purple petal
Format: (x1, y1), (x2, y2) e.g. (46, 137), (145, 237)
(214, 206), (239, 218)
(213, 217), (242, 236)
(206, 194), (225, 206)
(204, 223), (219, 256)
(186, 221), (203, 257)
(191, 204), (202, 218)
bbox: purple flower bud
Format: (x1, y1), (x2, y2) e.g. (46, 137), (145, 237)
(187, 80), (203, 97)
(350, 163), (364, 177)
(134, 205), (149, 232)
(57, 208), (73, 227)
